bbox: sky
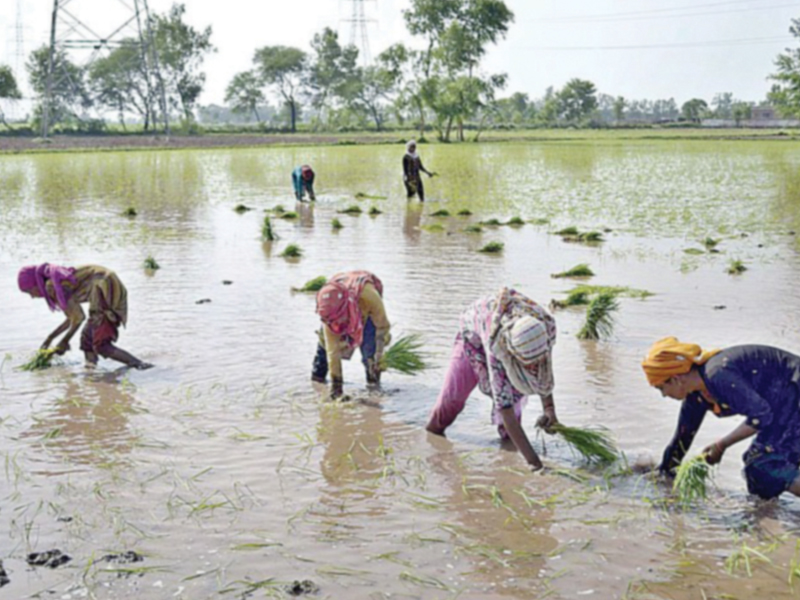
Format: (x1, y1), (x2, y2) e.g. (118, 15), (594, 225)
(0, 0), (797, 108)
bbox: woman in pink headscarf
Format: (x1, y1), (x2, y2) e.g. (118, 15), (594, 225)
(18, 263), (152, 370)
(312, 271), (391, 399)
(426, 288), (558, 471)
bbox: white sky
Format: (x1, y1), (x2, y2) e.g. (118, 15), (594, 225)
(0, 0), (797, 106)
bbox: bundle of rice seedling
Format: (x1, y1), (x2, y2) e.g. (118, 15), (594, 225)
(703, 237), (720, 249)
(478, 241), (504, 253)
(19, 349), (58, 372)
(673, 455), (711, 506)
(262, 216), (276, 241)
(292, 276), (327, 293)
(430, 209), (450, 217)
(368, 206), (383, 215)
(355, 192), (387, 200)
(551, 423), (618, 464)
(331, 218), (344, 230)
(578, 231), (604, 242)
(279, 211), (299, 219)
(271, 204), (286, 214)
(552, 264), (594, 279)
(464, 224), (483, 233)
(506, 216), (525, 226)
(379, 334), (428, 375)
(421, 223), (445, 232)
(338, 205), (362, 215)
(233, 204), (252, 213)
(123, 207), (137, 217)
(481, 218), (502, 226)
(727, 259), (747, 275)
(550, 289), (591, 310)
(555, 226), (579, 236)
(143, 256), (160, 270)
(456, 209), (473, 216)
(280, 244), (303, 258)
(576, 292), (618, 340)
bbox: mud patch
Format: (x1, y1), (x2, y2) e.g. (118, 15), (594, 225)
(285, 579), (319, 596)
(27, 549), (71, 568)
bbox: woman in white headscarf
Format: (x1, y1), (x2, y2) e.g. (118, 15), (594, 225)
(402, 139), (434, 201)
(426, 288), (558, 471)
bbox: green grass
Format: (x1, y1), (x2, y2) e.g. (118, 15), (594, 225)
(143, 256), (160, 270)
(368, 206), (383, 215)
(456, 209), (473, 216)
(673, 455), (711, 506)
(338, 205), (363, 215)
(292, 276), (327, 293)
(577, 292), (619, 340)
(421, 223), (445, 232)
(727, 259), (747, 274)
(331, 218), (344, 230)
(279, 211), (298, 219)
(552, 264), (594, 278)
(380, 334), (429, 375)
(430, 209), (450, 217)
(551, 424), (618, 464)
(555, 226), (579, 236)
(506, 216), (525, 226)
(233, 204), (252, 213)
(271, 204), (285, 214)
(464, 224), (483, 233)
(280, 244), (303, 258)
(19, 349), (58, 371)
(123, 207), (137, 217)
(481, 218), (502, 226)
(261, 216), (276, 241)
(478, 241), (504, 253)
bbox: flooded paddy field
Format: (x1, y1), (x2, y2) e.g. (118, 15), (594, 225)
(1, 139), (800, 599)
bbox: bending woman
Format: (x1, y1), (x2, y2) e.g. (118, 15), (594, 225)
(312, 271), (391, 399)
(426, 288), (558, 471)
(642, 337), (800, 499)
(292, 165), (316, 201)
(18, 263), (151, 370)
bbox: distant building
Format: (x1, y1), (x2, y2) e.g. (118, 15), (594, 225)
(752, 106), (777, 120)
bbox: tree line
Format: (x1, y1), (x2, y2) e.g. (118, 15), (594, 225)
(1, 3), (799, 137)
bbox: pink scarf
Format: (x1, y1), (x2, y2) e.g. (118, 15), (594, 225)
(316, 271), (383, 347)
(18, 263), (77, 312)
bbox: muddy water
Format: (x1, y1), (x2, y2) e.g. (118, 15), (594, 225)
(1, 140), (800, 599)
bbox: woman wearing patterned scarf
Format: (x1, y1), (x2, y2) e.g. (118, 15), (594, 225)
(426, 288), (557, 471)
(643, 337), (800, 499)
(18, 263), (152, 370)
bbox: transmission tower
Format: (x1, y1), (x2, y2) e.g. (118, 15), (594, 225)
(41, 0), (169, 137)
(342, 0), (377, 65)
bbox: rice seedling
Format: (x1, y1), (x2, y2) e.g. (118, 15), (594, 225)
(478, 241), (504, 253)
(576, 292), (618, 340)
(355, 192), (387, 200)
(233, 204), (252, 213)
(143, 256), (160, 270)
(261, 216), (276, 241)
(122, 207), (137, 217)
(456, 208), (473, 216)
(673, 455), (711, 506)
(725, 541), (774, 577)
(530, 218), (550, 225)
(727, 259), (747, 274)
(420, 223), (445, 232)
(578, 231), (604, 242)
(399, 571), (450, 591)
(464, 224), (483, 233)
(380, 334), (428, 375)
(338, 205), (362, 215)
(555, 226), (579, 236)
(292, 276), (327, 293)
(280, 244), (303, 259)
(271, 204), (285, 214)
(279, 211), (298, 219)
(430, 209), (450, 217)
(567, 284), (653, 300)
(551, 424), (618, 464)
(481, 218), (502, 226)
(19, 349), (58, 371)
(331, 218), (343, 230)
(368, 206), (383, 215)
(551, 264), (594, 279)
(703, 237), (720, 249)
(683, 248), (705, 255)
(506, 216), (525, 226)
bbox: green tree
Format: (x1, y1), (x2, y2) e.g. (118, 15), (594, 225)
(153, 3), (215, 121)
(613, 96), (626, 123)
(768, 17), (800, 118)
(0, 65), (22, 128)
(27, 45), (91, 127)
(253, 46), (307, 132)
(307, 28), (359, 128)
(711, 92), (734, 118)
(88, 41), (153, 129)
(681, 98), (708, 123)
(555, 78), (597, 123)
(224, 70), (265, 123)
(731, 101), (752, 126)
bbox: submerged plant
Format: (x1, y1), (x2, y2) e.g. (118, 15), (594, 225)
(430, 209), (450, 217)
(481, 218), (502, 226)
(143, 256), (160, 270)
(262, 216), (276, 241)
(233, 204), (252, 214)
(368, 206), (383, 216)
(673, 455), (711, 506)
(456, 209), (473, 216)
(478, 241), (504, 253)
(279, 211), (299, 219)
(577, 292), (618, 340)
(280, 244), (303, 258)
(292, 276), (327, 293)
(578, 231), (604, 242)
(703, 237), (720, 249)
(552, 264), (594, 279)
(506, 216), (525, 226)
(338, 205), (363, 215)
(380, 334), (428, 375)
(551, 424), (618, 464)
(123, 207), (137, 217)
(464, 224), (483, 233)
(727, 259), (747, 274)
(271, 204), (286, 214)
(555, 226), (579, 236)
(19, 349), (58, 372)
(331, 218), (344, 230)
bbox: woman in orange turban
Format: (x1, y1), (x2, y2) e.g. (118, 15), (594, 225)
(642, 337), (800, 499)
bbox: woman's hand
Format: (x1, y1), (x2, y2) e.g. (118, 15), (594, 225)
(702, 440), (726, 465)
(54, 341), (70, 355)
(536, 407), (558, 433)
(529, 457), (545, 472)
(41, 338), (53, 350)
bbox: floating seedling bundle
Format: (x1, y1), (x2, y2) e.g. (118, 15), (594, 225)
(478, 241), (504, 253)
(551, 423), (618, 464)
(292, 276), (327, 293)
(552, 264), (594, 279)
(280, 244), (303, 258)
(355, 192), (387, 200)
(577, 292), (619, 340)
(19, 349), (59, 372)
(331, 218), (343, 230)
(143, 256), (160, 270)
(506, 216), (525, 226)
(380, 334), (428, 375)
(430, 209), (450, 217)
(262, 216), (277, 241)
(338, 205), (362, 215)
(673, 455), (712, 506)
(727, 259), (747, 274)
(369, 206), (383, 215)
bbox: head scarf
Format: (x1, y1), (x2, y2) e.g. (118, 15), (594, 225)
(301, 165), (314, 181)
(405, 140), (418, 159)
(316, 271), (383, 348)
(17, 263), (77, 312)
(489, 288), (557, 396)
(641, 336), (721, 387)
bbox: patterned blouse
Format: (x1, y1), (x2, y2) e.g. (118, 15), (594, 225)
(47, 265), (128, 329)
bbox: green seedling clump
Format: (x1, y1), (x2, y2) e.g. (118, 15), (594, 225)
(555, 226), (579, 236)
(552, 264), (594, 279)
(280, 244), (303, 258)
(233, 204), (252, 213)
(506, 216), (525, 226)
(673, 455), (711, 506)
(578, 231), (604, 242)
(19, 349), (59, 371)
(551, 424), (618, 464)
(464, 224), (483, 233)
(703, 237), (720, 249)
(338, 205), (363, 215)
(280, 211), (299, 219)
(421, 223), (445, 232)
(577, 292), (618, 340)
(727, 259), (747, 275)
(369, 206), (383, 215)
(457, 209), (473, 216)
(292, 276), (327, 293)
(262, 216), (277, 241)
(331, 218), (344, 230)
(479, 241), (504, 253)
(481, 218), (502, 226)
(355, 192), (387, 200)
(550, 290), (591, 309)
(143, 256), (160, 270)
(271, 204), (286, 214)
(123, 207), (137, 217)
(430, 209), (450, 217)
(380, 334), (428, 375)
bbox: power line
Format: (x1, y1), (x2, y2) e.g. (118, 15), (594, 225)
(522, 35), (790, 51)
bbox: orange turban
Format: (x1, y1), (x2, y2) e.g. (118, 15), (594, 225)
(641, 337), (721, 387)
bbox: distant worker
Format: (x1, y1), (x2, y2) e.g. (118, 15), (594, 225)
(292, 164), (316, 201)
(402, 140), (435, 202)
(18, 263), (152, 370)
